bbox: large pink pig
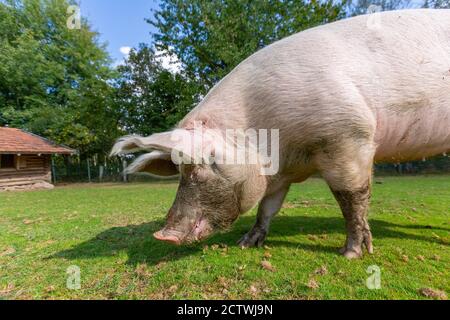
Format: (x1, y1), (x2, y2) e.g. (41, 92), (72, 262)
(112, 9), (450, 259)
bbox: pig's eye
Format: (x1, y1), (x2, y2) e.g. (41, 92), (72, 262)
(210, 162), (222, 175)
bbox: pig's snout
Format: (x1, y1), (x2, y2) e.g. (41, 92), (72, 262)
(153, 230), (182, 245)
(153, 214), (214, 245)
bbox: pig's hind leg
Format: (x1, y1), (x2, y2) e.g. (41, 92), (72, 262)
(237, 185), (290, 248)
(319, 142), (375, 259)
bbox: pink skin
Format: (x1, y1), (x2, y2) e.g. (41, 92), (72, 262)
(375, 107), (450, 162)
(153, 231), (181, 245)
(153, 216), (212, 245)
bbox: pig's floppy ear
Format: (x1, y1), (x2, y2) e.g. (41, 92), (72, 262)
(110, 129), (219, 165)
(125, 151), (178, 177)
(110, 132), (176, 156)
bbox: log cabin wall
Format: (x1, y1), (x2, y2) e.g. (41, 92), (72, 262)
(0, 154), (52, 188)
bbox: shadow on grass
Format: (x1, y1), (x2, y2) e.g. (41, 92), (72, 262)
(52, 215), (448, 267)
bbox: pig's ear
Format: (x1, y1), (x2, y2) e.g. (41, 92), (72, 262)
(110, 132), (176, 156)
(110, 129), (218, 164)
(125, 151), (178, 177)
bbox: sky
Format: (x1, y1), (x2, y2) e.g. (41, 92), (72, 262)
(79, 0), (160, 63)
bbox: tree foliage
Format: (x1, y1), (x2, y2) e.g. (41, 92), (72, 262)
(348, 0), (412, 15)
(348, 0), (449, 16)
(0, 0), (120, 156)
(423, 0), (450, 8)
(115, 44), (198, 136)
(149, 0), (347, 93)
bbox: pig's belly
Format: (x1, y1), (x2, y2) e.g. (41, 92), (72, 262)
(374, 105), (450, 163)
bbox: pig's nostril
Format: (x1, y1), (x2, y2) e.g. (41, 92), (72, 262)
(153, 231), (181, 245)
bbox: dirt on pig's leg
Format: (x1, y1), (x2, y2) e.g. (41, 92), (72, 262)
(331, 182), (373, 259)
(319, 141), (376, 259)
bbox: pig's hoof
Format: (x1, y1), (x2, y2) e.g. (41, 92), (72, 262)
(364, 237), (374, 255)
(237, 229), (267, 248)
(340, 247), (363, 260)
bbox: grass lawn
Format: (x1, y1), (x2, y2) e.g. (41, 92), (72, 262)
(0, 176), (448, 300)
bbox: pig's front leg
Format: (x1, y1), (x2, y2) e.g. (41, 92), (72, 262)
(238, 185), (290, 248)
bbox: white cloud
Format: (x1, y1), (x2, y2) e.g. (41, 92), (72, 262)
(155, 47), (182, 74)
(113, 46), (132, 68)
(120, 46), (132, 56)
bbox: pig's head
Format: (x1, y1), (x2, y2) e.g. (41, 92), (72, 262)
(110, 129), (267, 245)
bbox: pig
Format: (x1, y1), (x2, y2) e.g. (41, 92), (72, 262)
(111, 9), (450, 259)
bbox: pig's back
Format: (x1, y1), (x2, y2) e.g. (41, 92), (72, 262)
(189, 9), (450, 162)
(246, 9), (450, 161)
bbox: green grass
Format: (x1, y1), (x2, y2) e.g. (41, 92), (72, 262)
(0, 176), (448, 300)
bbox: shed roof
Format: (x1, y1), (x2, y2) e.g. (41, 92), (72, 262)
(0, 127), (76, 155)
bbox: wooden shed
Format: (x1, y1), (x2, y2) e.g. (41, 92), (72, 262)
(0, 127), (76, 191)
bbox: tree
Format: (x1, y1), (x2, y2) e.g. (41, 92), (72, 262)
(348, 0), (450, 16)
(423, 0), (450, 8)
(347, 0), (413, 16)
(149, 0), (347, 93)
(115, 44), (198, 136)
(0, 0), (121, 156)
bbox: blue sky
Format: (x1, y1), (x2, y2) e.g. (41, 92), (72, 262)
(79, 0), (160, 63)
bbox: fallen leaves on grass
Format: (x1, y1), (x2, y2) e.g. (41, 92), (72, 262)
(433, 255), (441, 261)
(155, 261), (167, 270)
(282, 203), (297, 209)
(45, 286), (55, 293)
(210, 244), (229, 255)
(431, 232), (441, 240)
(401, 255), (409, 262)
(261, 260), (276, 272)
(307, 235), (319, 241)
(0, 283), (15, 296)
(314, 266), (328, 276)
(0, 246), (16, 257)
(23, 219), (34, 225)
(168, 285), (178, 294)
(218, 277), (229, 289)
(306, 279), (319, 290)
(249, 283), (271, 297)
(135, 264), (152, 278)
(237, 265), (247, 272)
(220, 244), (229, 256)
(416, 255), (425, 262)
(419, 288), (447, 300)
(249, 285), (259, 295)
(36, 240), (56, 249)
(263, 251), (272, 259)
